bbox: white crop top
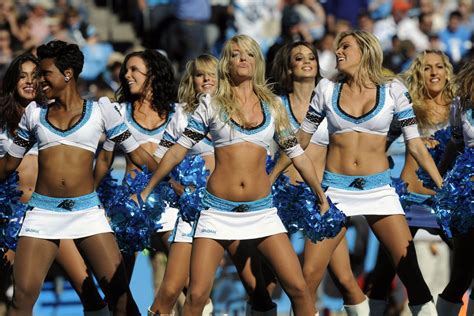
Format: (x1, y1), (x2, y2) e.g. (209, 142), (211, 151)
(154, 103), (214, 159)
(177, 94), (304, 159)
(280, 94), (329, 147)
(102, 102), (174, 152)
(300, 78), (420, 141)
(450, 98), (474, 147)
(8, 97), (139, 158)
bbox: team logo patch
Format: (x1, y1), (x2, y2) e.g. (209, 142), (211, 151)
(114, 105), (122, 116)
(404, 92), (412, 104)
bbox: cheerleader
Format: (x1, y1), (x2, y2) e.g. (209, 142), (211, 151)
(366, 49), (456, 314)
(272, 31), (443, 315)
(0, 53), (107, 315)
(435, 60), (474, 315)
(147, 54), (217, 315)
(140, 34), (333, 315)
(94, 49), (177, 289)
(270, 41), (368, 315)
(0, 41), (156, 316)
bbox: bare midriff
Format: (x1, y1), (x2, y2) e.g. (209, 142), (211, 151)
(206, 142), (270, 202)
(35, 145), (95, 197)
(326, 132), (389, 175)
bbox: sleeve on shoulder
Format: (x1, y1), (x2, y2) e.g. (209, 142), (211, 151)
(8, 102), (37, 158)
(310, 118), (329, 146)
(300, 79), (328, 135)
(97, 98), (139, 153)
(177, 94), (211, 149)
(390, 80), (420, 140)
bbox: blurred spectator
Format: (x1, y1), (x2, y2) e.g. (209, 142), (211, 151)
(369, 0), (392, 20)
(316, 31), (337, 79)
(294, 0), (326, 41)
(324, 0), (368, 31)
(172, 0), (211, 72)
(358, 11), (375, 33)
(44, 14), (76, 44)
(103, 51), (124, 94)
(233, 0), (281, 55)
(373, 0), (412, 51)
(416, 0), (453, 33)
(65, 7), (89, 46)
(0, 28), (13, 80)
(458, 0), (474, 33)
(208, 0), (233, 56)
(439, 10), (472, 65)
(383, 35), (403, 73)
(27, 0), (52, 46)
(79, 25), (113, 82)
(136, 0), (173, 49)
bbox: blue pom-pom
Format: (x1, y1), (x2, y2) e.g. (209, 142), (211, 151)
(433, 147), (474, 238)
(272, 175), (346, 241)
(171, 155), (210, 222)
(265, 152), (280, 174)
(179, 186), (207, 222)
(97, 170), (119, 209)
(417, 127), (451, 189)
(0, 172), (28, 250)
(105, 167), (164, 253)
(302, 198), (347, 243)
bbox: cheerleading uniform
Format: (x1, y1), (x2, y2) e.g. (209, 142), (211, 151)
(434, 98), (474, 237)
(102, 102), (180, 233)
(175, 94), (304, 240)
(280, 94), (329, 146)
(451, 98), (474, 147)
(7, 97), (139, 239)
(155, 103), (214, 243)
(300, 78), (420, 217)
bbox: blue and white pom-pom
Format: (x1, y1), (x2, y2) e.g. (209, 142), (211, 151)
(433, 146), (474, 238)
(105, 167), (163, 253)
(171, 155), (210, 222)
(0, 172), (28, 250)
(272, 174), (346, 241)
(303, 198), (346, 243)
(97, 170), (119, 210)
(272, 174), (307, 233)
(417, 127), (451, 189)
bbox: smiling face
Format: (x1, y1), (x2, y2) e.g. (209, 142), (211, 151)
(40, 58), (69, 99)
(228, 43), (256, 82)
(289, 44), (318, 80)
(16, 60), (38, 102)
(422, 52), (448, 98)
(335, 35), (362, 75)
(193, 65), (216, 94)
(124, 56), (148, 95)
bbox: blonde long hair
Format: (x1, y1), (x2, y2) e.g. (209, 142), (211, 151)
(403, 50), (456, 130)
(334, 30), (394, 87)
(214, 34), (292, 134)
(178, 54), (218, 113)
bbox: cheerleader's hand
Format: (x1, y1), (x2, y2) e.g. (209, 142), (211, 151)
(169, 179), (185, 196)
(422, 137), (439, 149)
(318, 196), (330, 215)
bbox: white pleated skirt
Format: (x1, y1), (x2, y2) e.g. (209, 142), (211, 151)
(193, 207), (287, 240)
(19, 206), (113, 239)
(325, 185), (404, 216)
